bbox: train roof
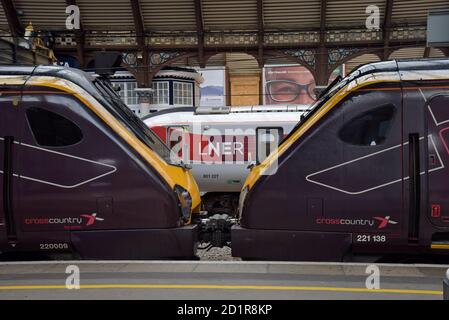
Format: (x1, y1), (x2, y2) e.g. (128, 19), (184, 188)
(0, 65), (103, 100)
(349, 58), (449, 78)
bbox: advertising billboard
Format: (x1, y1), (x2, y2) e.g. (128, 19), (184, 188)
(200, 68), (226, 107)
(263, 65), (316, 105)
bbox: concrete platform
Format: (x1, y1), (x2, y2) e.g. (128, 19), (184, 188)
(0, 261), (448, 300)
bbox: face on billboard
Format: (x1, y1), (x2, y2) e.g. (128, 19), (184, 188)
(264, 66), (316, 105)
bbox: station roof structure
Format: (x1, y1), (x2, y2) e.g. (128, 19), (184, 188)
(1, 0), (448, 85)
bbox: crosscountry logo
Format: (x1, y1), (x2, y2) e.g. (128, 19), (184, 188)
(373, 216), (398, 229)
(80, 213), (104, 226)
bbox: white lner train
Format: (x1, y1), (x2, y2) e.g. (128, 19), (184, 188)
(144, 105), (309, 214)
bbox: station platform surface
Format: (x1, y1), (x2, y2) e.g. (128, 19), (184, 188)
(0, 260), (448, 300)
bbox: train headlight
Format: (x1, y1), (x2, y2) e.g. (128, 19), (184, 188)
(238, 186), (249, 218)
(174, 185), (192, 222)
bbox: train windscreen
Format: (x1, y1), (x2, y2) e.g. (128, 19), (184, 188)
(280, 69), (362, 145)
(92, 78), (182, 166)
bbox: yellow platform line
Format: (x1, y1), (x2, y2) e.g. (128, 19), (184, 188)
(431, 243), (449, 250)
(0, 284), (442, 295)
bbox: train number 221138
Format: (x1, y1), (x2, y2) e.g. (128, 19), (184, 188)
(355, 235), (386, 243)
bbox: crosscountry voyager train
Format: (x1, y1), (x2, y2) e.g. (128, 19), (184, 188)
(232, 59), (449, 262)
(143, 105), (309, 215)
(0, 65), (201, 259)
(3, 59), (449, 263)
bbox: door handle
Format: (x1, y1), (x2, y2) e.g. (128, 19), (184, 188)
(429, 154), (436, 166)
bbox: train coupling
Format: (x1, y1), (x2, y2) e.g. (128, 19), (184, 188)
(197, 213), (237, 249)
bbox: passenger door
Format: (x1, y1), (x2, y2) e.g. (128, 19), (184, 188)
(0, 93), (21, 248)
(303, 88), (404, 234)
(245, 86), (406, 235)
(425, 94), (449, 227)
(0, 134), (5, 247)
(16, 93), (117, 236)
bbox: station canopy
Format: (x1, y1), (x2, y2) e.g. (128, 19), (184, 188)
(1, 0), (448, 83)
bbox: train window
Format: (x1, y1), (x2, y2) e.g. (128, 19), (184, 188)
(26, 107), (83, 147)
(339, 105), (395, 146)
